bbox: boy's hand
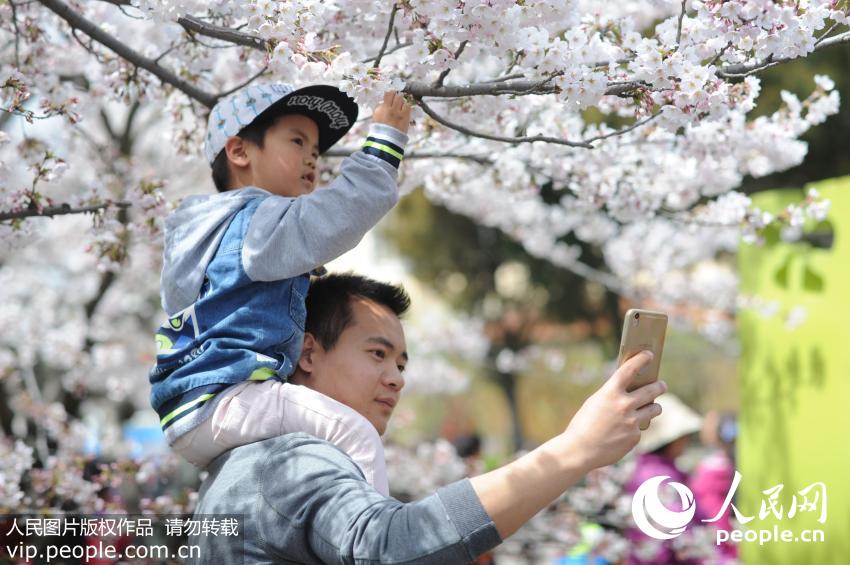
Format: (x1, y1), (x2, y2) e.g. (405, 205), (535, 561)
(372, 91), (412, 134)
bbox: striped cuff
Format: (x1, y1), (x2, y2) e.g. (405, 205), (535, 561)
(362, 123), (408, 168)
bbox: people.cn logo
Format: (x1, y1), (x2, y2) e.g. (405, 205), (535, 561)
(631, 475), (697, 540)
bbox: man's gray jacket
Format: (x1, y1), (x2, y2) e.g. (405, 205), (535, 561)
(190, 433), (502, 564)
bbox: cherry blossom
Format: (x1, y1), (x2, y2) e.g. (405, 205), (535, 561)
(0, 0), (847, 544)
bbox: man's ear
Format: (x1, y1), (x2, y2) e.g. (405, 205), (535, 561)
(296, 332), (319, 376)
(224, 136), (251, 168)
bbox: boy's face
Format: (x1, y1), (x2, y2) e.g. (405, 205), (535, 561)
(243, 113), (320, 197)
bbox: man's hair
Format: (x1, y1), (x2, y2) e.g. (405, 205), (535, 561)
(305, 274), (411, 351)
(210, 111), (285, 193)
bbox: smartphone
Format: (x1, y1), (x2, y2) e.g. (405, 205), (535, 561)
(617, 309), (668, 392)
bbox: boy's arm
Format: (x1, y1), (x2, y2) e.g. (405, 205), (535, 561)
(242, 122), (408, 281)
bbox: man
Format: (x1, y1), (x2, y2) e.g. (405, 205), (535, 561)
(191, 274), (666, 564)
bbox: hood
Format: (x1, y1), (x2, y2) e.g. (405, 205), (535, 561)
(160, 187), (270, 314)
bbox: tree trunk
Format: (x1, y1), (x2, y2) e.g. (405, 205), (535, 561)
(491, 366), (524, 452)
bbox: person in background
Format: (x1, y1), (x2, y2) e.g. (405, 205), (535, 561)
(624, 393), (703, 565)
(690, 411), (738, 562)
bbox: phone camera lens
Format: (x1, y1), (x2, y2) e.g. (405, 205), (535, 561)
(634, 313), (640, 320)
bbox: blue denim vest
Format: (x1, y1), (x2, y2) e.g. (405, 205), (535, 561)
(149, 199), (309, 435)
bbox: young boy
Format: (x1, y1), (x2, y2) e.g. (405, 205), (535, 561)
(149, 83), (411, 495)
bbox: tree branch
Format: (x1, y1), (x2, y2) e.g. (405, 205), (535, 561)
(482, 73), (526, 84)
(95, 0), (142, 19)
(174, 12), (408, 66)
(415, 97), (594, 148)
(558, 259), (630, 297)
(405, 76), (647, 99)
(83, 270), (116, 321)
(675, 0), (687, 48)
(218, 65), (269, 98)
(434, 40), (468, 87)
(37, 0), (218, 107)
(815, 21), (841, 46)
(9, 0), (23, 68)
(99, 108), (116, 141)
(118, 100), (141, 155)
(0, 107), (66, 121)
(718, 31), (850, 78)
(405, 76), (559, 98)
(583, 111), (662, 145)
(176, 14), (271, 51)
(0, 201), (130, 222)
(324, 148), (493, 164)
(361, 41), (412, 64)
(372, 4), (399, 69)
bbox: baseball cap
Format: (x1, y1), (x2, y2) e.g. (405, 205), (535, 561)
(203, 83), (359, 165)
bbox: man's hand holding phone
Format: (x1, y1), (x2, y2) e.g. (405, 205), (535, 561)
(471, 349), (666, 540)
(559, 350), (666, 471)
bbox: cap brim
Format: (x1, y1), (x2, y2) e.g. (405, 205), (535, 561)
(253, 84), (358, 153)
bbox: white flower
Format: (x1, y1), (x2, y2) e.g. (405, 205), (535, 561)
(813, 74), (835, 91)
(806, 199), (830, 222)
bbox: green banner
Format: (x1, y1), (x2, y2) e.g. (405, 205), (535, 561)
(738, 176), (850, 564)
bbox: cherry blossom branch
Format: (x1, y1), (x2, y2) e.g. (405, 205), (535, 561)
(0, 201), (130, 222)
(176, 14), (270, 51)
(104, 9), (846, 105)
(415, 96), (594, 148)
(324, 148), (493, 164)
(434, 40), (469, 87)
(815, 28), (850, 49)
(0, 107), (64, 121)
(583, 111), (663, 145)
(152, 39), (185, 65)
(83, 268), (116, 322)
(483, 73), (527, 84)
(718, 31), (850, 78)
(158, 12), (850, 97)
(675, 0), (688, 48)
(93, 0), (141, 19)
(91, 9), (846, 102)
(361, 41), (412, 64)
(70, 26), (110, 64)
(37, 0), (218, 107)
(372, 4), (399, 69)
(414, 98), (661, 148)
(815, 21), (841, 46)
(20, 365), (50, 463)
(218, 65), (269, 98)
(405, 77), (647, 99)
(9, 0), (23, 68)
(406, 76), (558, 98)
(561, 260), (630, 297)
(133, 14), (642, 101)
(175, 12), (411, 65)
(707, 42), (732, 67)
